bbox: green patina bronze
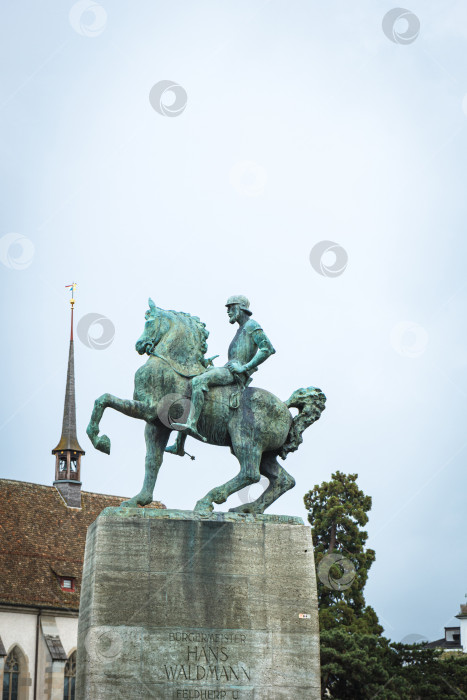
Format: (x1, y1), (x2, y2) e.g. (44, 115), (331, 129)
(86, 297), (326, 514)
(99, 507), (304, 525)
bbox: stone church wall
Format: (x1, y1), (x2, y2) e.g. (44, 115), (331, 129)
(0, 608), (78, 700)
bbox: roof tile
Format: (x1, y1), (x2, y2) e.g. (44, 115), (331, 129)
(0, 479), (165, 610)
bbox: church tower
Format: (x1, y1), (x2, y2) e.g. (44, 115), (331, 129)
(52, 284), (85, 508)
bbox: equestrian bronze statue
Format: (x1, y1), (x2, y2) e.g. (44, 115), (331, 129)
(87, 297), (326, 514)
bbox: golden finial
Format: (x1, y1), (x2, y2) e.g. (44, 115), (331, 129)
(66, 282), (77, 308)
(65, 283), (77, 340)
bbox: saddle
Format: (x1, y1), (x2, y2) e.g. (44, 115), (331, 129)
(229, 374), (253, 409)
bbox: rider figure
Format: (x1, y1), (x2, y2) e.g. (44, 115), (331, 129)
(169, 295), (275, 443)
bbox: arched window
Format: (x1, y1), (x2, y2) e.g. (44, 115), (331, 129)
(63, 651), (76, 700)
(2, 648), (19, 700)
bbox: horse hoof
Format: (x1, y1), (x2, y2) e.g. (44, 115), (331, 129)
(120, 492), (152, 508)
(120, 498), (138, 508)
(96, 435), (111, 454)
(229, 505), (254, 514)
(194, 499), (214, 514)
(229, 505), (243, 513)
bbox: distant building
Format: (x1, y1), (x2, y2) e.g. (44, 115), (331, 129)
(426, 605), (467, 653)
(0, 296), (164, 699)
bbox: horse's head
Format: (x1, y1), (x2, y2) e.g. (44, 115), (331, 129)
(135, 298), (210, 373)
(135, 298), (161, 355)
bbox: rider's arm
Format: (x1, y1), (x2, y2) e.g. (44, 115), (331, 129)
(242, 330), (275, 374)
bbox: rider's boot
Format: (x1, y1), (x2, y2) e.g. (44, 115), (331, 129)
(165, 432), (187, 456)
(170, 385), (207, 442)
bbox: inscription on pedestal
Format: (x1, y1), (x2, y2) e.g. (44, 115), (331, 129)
(163, 631), (252, 699)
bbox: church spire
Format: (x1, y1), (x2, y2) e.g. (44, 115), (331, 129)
(52, 284), (84, 508)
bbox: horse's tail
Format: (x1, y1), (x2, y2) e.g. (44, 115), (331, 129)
(278, 386), (326, 460)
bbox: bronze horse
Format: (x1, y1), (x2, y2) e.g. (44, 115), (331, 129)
(86, 300), (326, 514)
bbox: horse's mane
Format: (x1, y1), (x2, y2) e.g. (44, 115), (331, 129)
(145, 299), (210, 366)
(168, 308), (209, 359)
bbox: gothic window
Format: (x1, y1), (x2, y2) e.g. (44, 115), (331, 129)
(2, 648), (19, 700)
(63, 651), (76, 700)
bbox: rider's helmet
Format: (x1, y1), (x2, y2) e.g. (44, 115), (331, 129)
(225, 295), (252, 315)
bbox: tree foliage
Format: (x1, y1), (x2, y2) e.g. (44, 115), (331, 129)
(321, 629), (467, 699)
(304, 471), (382, 634)
(304, 472), (467, 698)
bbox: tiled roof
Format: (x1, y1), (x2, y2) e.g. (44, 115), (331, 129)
(425, 638), (463, 651)
(0, 479), (165, 611)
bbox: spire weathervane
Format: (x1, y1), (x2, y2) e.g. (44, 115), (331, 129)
(52, 283), (85, 507)
(65, 282), (77, 299)
(65, 282), (77, 340)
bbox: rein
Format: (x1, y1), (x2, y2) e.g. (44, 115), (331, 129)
(149, 351), (203, 379)
(144, 311), (206, 378)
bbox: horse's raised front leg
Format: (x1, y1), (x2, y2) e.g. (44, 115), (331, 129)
(86, 393), (156, 454)
(121, 423), (171, 507)
(194, 440), (262, 514)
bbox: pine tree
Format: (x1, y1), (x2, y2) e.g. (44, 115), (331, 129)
(320, 630), (467, 699)
(304, 472), (467, 699)
(304, 470), (382, 634)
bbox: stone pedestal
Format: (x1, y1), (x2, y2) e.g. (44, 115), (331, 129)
(76, 508), (320, 699)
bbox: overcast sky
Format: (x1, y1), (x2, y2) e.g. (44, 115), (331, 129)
(1, 0), (467, 646)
